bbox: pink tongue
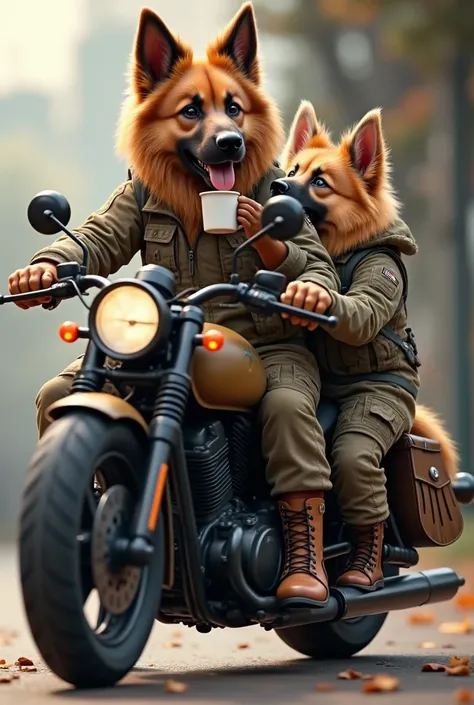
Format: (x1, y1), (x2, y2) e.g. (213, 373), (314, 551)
(208, 163), (235, 190)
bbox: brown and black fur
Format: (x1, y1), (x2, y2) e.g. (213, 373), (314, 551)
(277, 100), (459, 478)
(116, 3), (284, 243)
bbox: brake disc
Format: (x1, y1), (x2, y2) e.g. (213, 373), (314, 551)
(91, 484), (142, 615)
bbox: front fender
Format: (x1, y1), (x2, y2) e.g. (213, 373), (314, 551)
(47, 392), (148, 434)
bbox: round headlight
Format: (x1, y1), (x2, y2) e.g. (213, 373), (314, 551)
(92, 283), (160, 358)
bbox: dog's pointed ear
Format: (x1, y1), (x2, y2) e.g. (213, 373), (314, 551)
(207, 3), (260, 84)
(281, 101), (331, 170)
(133, 8), (191, 99)
(347, 109), (385, 188)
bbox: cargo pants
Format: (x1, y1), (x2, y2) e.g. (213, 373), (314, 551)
(323, 379), (416, 526)
(35, 343), (332, 497)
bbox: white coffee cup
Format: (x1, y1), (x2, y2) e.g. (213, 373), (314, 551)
(199, 191), (240, 234)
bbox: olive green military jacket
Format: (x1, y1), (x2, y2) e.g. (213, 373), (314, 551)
(30, 167), (339, 348)
(313, 220), (420, 393)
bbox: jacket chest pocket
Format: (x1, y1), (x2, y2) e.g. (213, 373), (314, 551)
(143, 224), (181, 284)
(220, 233), (259, 282)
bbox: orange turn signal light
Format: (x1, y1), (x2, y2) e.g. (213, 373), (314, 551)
(202, 329), (225, 352)
(59, 321), (80, 343)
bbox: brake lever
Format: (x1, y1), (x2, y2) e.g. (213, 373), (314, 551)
(241, 286), (338, 327)
(274, 300), (339, 328)
(0, 280), (75, 306)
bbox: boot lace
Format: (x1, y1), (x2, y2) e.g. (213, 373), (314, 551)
(281, 506), (316, 577)
(348, 526), (379, 574)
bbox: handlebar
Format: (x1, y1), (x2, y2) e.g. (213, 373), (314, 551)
(0, 274), (109, 306)
(0, 269), (338, 328)
(185, 282), (338, 328)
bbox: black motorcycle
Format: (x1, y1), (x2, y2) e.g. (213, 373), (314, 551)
(3, 191), (473, 689)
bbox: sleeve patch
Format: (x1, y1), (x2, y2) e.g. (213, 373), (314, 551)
(382, 267), (399, 286)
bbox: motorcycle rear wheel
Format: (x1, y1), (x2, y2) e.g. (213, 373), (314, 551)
(19, 411), (164, 689)
(274, 564), (399, 659)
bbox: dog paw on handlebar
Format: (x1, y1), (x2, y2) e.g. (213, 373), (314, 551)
(280, 281), (333, 331)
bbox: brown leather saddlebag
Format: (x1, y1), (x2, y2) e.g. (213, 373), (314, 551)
(385, 433), (463, 548)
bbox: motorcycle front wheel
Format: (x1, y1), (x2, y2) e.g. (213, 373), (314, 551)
(19, 412), (164, 689)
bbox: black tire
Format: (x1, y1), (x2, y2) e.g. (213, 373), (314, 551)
(19, 412), (164, 688)
(274, 564), (399, 659)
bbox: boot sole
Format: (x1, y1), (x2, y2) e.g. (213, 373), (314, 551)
(336, 579), (385, 593)
(278, 595), (330, 609)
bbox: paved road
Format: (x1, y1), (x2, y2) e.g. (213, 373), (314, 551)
(0, 545), (473, 704)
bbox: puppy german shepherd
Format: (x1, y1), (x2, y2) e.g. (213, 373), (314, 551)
(272, 100), (459, 478)
(116, 2), (283, 240)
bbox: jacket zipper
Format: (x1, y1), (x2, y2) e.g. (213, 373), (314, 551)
(188, 249), (195, 276)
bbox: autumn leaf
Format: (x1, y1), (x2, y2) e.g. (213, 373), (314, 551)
(442, 643), (456, 649)
(164, 641), (182, 649)
(0, 675), (13, 684)
(15, 657), (33, 667)
(237, 643), (250, 650)
(455, 688), (473, 703)
(419, 641), (437, 649)
(409, 611), (436, 625)
(362, 675), (400, 693)
(171, 630), (183, 639)
(449, 657), (472, 668)
(438, 618), (472, 635)
(421, 662), (447, 672)
(446, 665), (472, 677)
(163, 679), (189, 693)
(0, 664), (12, 670)
(19, 666), (37, 673)
(316, 683), (336, 692)
(455, 594), (474, 611)
(338, 669), (363, 680)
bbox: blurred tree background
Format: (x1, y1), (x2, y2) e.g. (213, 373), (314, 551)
(0, 0), (472, 537)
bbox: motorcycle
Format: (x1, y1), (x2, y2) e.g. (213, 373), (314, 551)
(4, 190), (474, 689)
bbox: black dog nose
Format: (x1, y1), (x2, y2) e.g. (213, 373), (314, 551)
(215, 131), (243, 156)
(270, 179), (290, 196)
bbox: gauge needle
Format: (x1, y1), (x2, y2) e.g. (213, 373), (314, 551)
(115, 318), (156, 326)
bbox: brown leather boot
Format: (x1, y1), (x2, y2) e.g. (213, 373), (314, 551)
(276, 491), (329, 608)
(336, 523), (384, 591)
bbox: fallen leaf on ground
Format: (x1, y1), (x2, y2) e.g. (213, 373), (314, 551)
(237, 643), (250, 650)
(455, 688), (473, 703)
(338, 669), (363, 680)
(362, 675), (400, 693)
(438, 618), (471, 635)
(449, 657), (472, 668)
(316, 683), (335, 692)
(19, 666), (37, 673)
(419, 641), (437, 649)
(0, 664), (11, 670)
(422, 662), (447, 672)
(15, 657), (33, 667)
(164, 641), (182, 649)
(455, 594), (474, 611)
(443, 643), (456, 649)
(409, 611), (436, 625)
(171, 630), (183, 639)
(163, 679), (189, 694)
(0, 675), (13, 684)
(386, 640), (395, 646)
(446, 665), (471, 677)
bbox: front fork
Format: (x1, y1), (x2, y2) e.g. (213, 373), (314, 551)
(117, 305), (204, 567)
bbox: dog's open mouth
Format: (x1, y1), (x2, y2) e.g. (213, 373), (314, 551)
(186, 152), (236, 191)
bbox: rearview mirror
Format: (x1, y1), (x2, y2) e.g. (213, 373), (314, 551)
(261, 195), (305, 242)
(27, 191), (71, 235)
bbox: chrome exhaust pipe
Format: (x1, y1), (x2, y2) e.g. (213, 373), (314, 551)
(275, 568), (464, 629)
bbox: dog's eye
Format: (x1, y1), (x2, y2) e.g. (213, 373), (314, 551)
(311, 177), (329, 188)
(227, 102), (242, 118)
(287, 169), (297, 178)
(181, 105), (201, 119)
